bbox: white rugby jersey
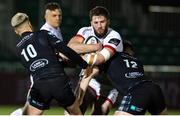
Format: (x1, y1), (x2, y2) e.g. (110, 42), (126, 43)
(76, 26), (123, 52)
(41, 23), (63, 41)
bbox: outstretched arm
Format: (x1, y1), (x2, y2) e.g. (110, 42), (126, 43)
(55, 41), (88, 69)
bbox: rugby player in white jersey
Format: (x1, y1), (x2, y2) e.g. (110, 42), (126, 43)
(68, 6), (123, 115)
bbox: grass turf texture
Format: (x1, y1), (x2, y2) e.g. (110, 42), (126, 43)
(1, 105), (180, 115)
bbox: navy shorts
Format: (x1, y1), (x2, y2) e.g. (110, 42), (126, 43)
(28, 76), (76, 110)
(117, 81), (166, 115)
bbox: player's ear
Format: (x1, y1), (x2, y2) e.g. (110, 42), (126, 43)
(45, 10), (48, 20)
(90, 20), (93, 26)
(28, 22), (33, 30)
(45, 13), (47, 20)
(14, 29), (19, 35)
(15, 29), (18, 34)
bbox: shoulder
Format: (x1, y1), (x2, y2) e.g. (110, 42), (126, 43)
(108, 28), (122, 39)
(79, 26), (91, 31)
(78, 26), (93, 34)
(40, 23), (50, 31)
(36, 30), (48, 35)
(37, 30), (56, 39)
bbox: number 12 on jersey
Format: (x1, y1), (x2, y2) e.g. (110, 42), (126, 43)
(21, 44), (37, 62)
(123, 59), (137, 68)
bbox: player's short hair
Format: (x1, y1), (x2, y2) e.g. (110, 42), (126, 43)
(123, 40), (135, 52)
(89, 6), (110, 21)
(11, 12), (29, 27)
(45, 2), (61, 11)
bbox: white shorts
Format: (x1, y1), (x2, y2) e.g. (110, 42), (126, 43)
(88, 78), (119, 104)
(89, 78), (101, 97)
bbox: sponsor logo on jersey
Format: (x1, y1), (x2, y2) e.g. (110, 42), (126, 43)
(30, 59), (49, 71)
(130, 105), (143, 112)
(108, 38), (120, 46)
(125, 72), (144, 78)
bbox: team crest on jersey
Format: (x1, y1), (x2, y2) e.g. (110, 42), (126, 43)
(108, 38), (120, 46)
(84, 36), (99, 44)
(30, 59), (49, 71)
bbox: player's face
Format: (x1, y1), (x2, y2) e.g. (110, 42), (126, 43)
(91, 15), (109, 37)
(45, 9), (62, 28)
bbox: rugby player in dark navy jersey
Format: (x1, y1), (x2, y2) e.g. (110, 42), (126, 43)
(105, 40), (167, 115)
(11, 12), (94, 115)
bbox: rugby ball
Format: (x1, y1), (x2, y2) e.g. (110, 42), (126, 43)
(83, 36), (99, 65)
(84, 36), (99, 45)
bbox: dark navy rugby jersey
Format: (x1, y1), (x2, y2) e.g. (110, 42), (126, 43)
(16, 30), (87, 80)
(107, 52), (148, 94)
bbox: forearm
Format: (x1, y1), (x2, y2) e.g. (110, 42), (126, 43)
(68, 43), (99, 54)
(55, 42), (88, 69)
(82, 48), (115, 66)
(82, 52), (105, 66)
(94, 53), (106, 65)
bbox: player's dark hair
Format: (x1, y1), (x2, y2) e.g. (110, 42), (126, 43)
(89, 6), (110, 21)
(123, 40), (135, 53)
(45, 2), (61, 11)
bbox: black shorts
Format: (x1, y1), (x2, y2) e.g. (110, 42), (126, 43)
(117, 81), (166, 115)
(28, 75), (76, 110)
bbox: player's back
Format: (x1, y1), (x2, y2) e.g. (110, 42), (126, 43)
(16, 30), (65, 80)
(107, 52), (146, 94)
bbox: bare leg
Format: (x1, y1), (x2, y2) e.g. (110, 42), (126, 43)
(101, 100), (112, 115)
(77, 67), (99, 105)
(22, 102), (43, 115)
(66, 99), (82, 115)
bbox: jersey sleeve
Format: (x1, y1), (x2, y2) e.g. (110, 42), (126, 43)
(103, 31), (123, 52)
(76, 27), (90, 40)
(46, 31), (88, 69)
(77, 27), (85, 36)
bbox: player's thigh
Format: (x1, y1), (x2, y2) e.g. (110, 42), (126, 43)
(51, 76), (76, 108)
(117, 85), (150, 115)
(147, 83), (167, 115)
(28, 81), (52, 110)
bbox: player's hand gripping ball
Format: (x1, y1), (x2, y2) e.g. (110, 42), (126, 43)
(83, 36), (100, 65)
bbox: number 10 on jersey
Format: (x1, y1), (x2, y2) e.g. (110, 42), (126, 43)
(21, 44), (37, 62)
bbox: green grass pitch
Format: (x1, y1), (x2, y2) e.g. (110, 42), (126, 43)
(1, 105), (180, 115)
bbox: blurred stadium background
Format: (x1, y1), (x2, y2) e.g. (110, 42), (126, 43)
(0, 0), (180, 114)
